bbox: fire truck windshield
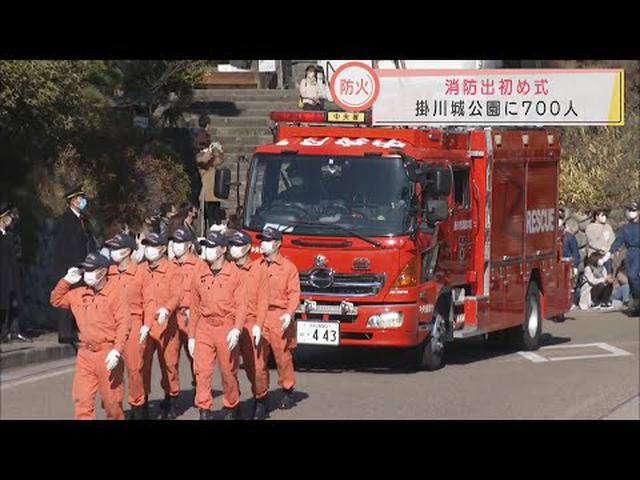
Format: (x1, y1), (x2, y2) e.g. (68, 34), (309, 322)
(244, 154), (415, 237)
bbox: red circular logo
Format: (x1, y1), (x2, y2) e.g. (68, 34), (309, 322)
(329, 62), (380, 112)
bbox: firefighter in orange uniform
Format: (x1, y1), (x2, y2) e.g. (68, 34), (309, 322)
(140, 232), (184, 420)
(50, 252), (131, 420)
(169, 227), (203, 388)
(189, 231), (247, 420)
(104, 233), (148, 420)
(258, 227), (300, 410)
(228, 229), (270, 420)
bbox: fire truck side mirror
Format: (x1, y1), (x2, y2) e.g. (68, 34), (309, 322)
(214, 168), (231, 199)
(425, 199), (449, 224)
(427, 167), (452, 197)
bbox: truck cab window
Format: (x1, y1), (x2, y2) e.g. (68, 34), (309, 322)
(453, 167), (470, 210)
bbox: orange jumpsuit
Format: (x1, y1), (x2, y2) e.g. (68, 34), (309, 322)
(141, 258), (184, 399)
(262, 253), (300, 391)
(237, 258), (269, 400)
(50, 278), (131, 420)
(189, 260), (247, 410)
(107, 261), (146, 407)
(171, 252), (205, 385)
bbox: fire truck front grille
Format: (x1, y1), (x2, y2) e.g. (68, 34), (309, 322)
(299, 273), (385, 297)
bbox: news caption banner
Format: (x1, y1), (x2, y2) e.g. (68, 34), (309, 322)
(329, 62), (624, 126)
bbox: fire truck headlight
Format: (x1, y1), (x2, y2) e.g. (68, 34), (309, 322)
(366, 312), (404, 328)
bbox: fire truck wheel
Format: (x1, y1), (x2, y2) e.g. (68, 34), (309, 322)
(408, 308), (448, 371)
(515, 282), (542, 351)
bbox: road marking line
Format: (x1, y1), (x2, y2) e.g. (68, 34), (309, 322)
(517, 351), (549, 363)
(518, 342), (633, 363)
(593, 343), (633, 356)
(0, 366), (75, 390)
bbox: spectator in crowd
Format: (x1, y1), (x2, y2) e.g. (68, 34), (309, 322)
(560, 209), (580, 275)
(299, 66), (326, 111)
(585, 207), (615, 272)
(612, 260), (631, 307)
(559, 209), (581, 309)
(0, 203), (31, 343)
(579, 252), (614, 310)
(197, 142), (226, 231)
(314, 65), (329, 110)
(168, 202), (202, 256)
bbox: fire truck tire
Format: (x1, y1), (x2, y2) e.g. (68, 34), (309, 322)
(407, 307), (448, 371)
(513, 281), (542, 351)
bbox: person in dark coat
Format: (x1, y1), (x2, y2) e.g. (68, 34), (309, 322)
(600, 201), (640, 316)
(0, 203), (32, 343)
(52, 185), (99, 347)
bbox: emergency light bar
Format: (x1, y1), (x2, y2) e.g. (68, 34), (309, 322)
(270, 111), (370, 125)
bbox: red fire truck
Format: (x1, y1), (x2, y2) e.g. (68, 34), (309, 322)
(216, 110), (573, 370)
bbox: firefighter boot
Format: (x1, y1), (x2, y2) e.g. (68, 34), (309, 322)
(252, 398), (267, 420)
(140, 398), (149, 420)
(199, 409), (214, 420)
(161, 394), (178, 420)
(280, 388), (295, 410)
(222, 406), (241, 420)
(131, 405), (147, 420)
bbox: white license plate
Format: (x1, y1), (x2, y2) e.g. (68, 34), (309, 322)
(297, 321), (340, 346)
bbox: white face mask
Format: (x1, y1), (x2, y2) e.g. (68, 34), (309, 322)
(230, 244), (250, 260)
(205, 246), (224, 263)
(260, 241), (276, 256)
(597, 214), (607, 224)
(145, 246), (164, 262)
(172, 242), (188, 258)
(110, 248), (131, 264)
(626, 210), (638, 221)
(84, 269), (106, 287)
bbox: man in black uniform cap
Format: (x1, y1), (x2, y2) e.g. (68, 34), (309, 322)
(52, 185), (98, 348)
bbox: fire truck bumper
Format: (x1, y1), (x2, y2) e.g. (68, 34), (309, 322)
(295, 302), (423, 348)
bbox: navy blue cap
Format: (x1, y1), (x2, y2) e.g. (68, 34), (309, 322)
(104, 233), (137, 250)
(77, 252), (111, 270)
(228, 229), (252, 246)
(625, 201), (639, 211)
(169, 227), (195, 243)
(200, 231), (228, 248)
(257, 226), (282, 241)
(141, 232), (168, 247)
(64, 184), (86, 200)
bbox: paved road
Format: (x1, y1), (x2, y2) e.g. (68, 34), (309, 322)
(1, 309), (638, 420)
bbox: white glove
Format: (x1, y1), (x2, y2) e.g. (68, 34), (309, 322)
(156, 308), (169, 326)
(572, 267), (578, 278)
(252, 325), (262, 347)
(139, 325), (150, 344)
(64, 267), (83, 284)
(105, 349), (121, 372)
(280, 313), (292, 331)
(188, 338), (195, 357)
(226, 328), (240, 351)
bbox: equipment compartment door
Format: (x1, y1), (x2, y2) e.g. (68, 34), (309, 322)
(489, 159), (526, 329)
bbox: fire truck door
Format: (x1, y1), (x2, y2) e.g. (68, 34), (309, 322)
(451, 166), (473, 280)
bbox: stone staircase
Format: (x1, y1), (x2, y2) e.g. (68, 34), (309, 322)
(187, 88), (301, 214)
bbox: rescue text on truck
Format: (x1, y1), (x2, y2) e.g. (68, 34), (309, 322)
(214, 111), (572, 371)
